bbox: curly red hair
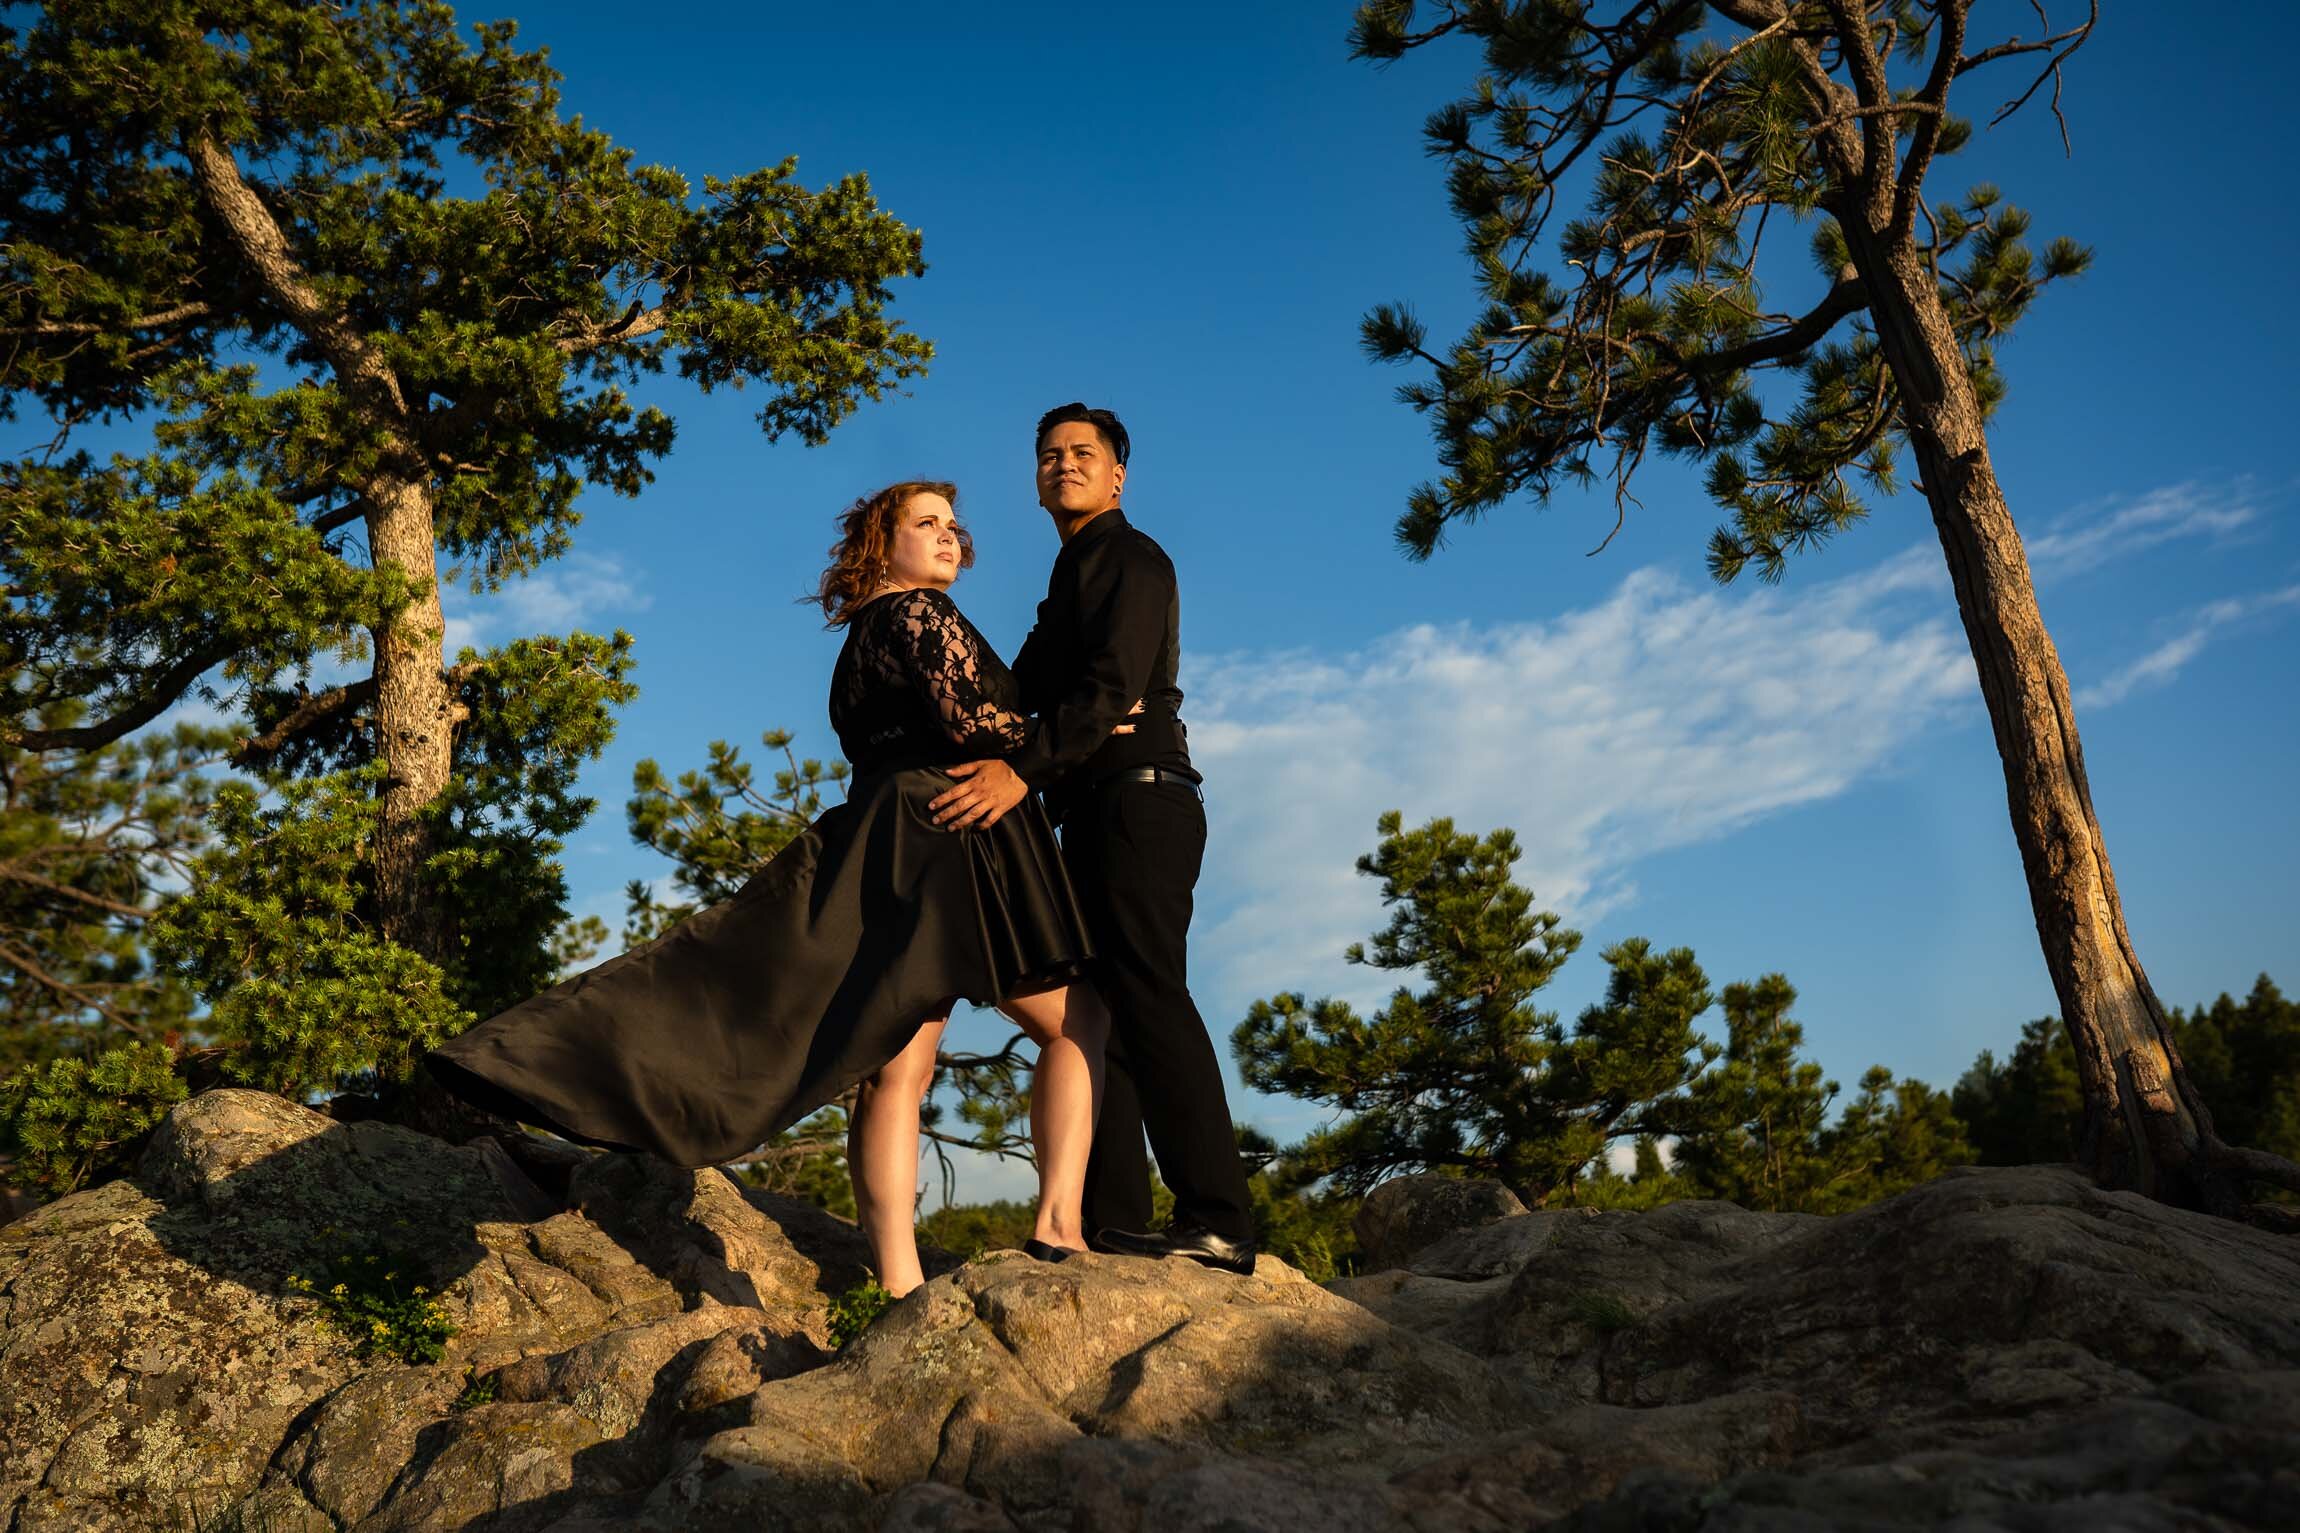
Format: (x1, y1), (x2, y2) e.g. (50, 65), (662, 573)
(813, 479), (972, 628)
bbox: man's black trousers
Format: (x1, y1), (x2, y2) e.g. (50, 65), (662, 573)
(1057, 777), (1254, 1244)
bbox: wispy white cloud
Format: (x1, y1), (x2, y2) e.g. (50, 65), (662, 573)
(1184, 560), (1977, 1021)
(1175, 477), (2287, 1055)
(2075, 583), (2300, 709)
(442, 551), (650, 655)
(2023, 480), (2260, 579)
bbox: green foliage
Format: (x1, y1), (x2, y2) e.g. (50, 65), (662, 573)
(1560, 1134), (1684, 1211)
(0, 713), (222, 1073)
(424, 632), (640, 1016)
(740, 1102), (857, 1219)
(1350, 3), (2090, 572)
(1565, 1290), (1638, 1335)
(828, 1278), (894, 1348)
(1252, 1182), (1360, 1283)
(917, 1199), (1037, 1261)
(1955, 978), (2300, 1182)
(288, 1245), (457, 1365)
(1239, 811), (1976, 1218)
(1655, 975), (1972, 1213)
(624, 731), (846, 943)
(450, 1369), (499, 1411)
(147, 769), (469, 1100)
(0, 637), (635, 1193)
(1236, 1123), (1360, 1279)
(1238, 812), (1719, 1207)
(2170, 976), (2300, 1169)
(5, 1), (925, 1179)
(0, 1039), (189, 1193)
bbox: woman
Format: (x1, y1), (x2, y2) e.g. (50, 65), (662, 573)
(430, 481), (1108, 1295)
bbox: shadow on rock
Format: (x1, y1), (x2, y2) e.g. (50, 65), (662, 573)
(0, 1089), (869, 1531)
(11, 1099), (2300, 1533)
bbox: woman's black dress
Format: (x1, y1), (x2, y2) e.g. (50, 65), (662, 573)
(427, 587), (1091, 1167)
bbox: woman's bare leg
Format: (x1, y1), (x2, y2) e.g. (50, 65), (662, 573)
(998, 981), (1112, 1250)
(848, 1013), (947, 1297)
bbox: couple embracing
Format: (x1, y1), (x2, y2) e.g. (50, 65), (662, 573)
(430, 403), (1257, 1296)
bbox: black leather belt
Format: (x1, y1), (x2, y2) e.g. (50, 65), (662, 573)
(1105, 765), (1203, 799)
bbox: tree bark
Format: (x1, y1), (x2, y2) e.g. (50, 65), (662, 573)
(185, 133), (457, 965)
(364, 473), (460, 960)
(1838, 215), (2240, 1211)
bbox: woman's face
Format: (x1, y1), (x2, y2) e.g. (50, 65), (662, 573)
(884, 492), (962, 592)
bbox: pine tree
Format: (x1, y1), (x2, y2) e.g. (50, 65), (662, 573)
(1350, 2), (2288, 1209)
(1233, 812), (1718, 1206)
(1956, 977), (2300, 1182)
(621, 731), (847, 945)
(1657, 974), (1971, 1212)
(0, 2), (927, 1189)
(0, 711), (223, 1072)
(0, 710), (223, 1194)
(2171, 977), (2300, 1171)
(1952, 1014), (2085, 1165)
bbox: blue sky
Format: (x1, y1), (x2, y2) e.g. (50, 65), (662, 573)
(140, 3), (2300, 1201)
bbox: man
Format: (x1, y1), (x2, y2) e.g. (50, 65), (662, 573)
(929, 402), (1256, 1274)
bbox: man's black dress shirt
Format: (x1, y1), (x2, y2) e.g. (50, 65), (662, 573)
(1007, 509), (1197, 797)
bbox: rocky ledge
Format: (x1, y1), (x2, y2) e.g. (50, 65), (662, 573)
(2, 1090), (2295, 1531)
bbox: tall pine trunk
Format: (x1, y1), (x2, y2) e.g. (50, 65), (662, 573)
(1840, 215), (2237, 1211)
(364, 471), (457, 962)
(187, 133), (458, 970)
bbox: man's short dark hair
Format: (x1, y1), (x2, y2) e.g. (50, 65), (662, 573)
(1035, 402), (1130, 467)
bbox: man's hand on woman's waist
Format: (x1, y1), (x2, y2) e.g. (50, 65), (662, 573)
(929, 701), (1143, 830)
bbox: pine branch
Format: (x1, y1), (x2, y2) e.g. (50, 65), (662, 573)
(1957, 0), (2098, 151)
(309, 499), (369, 537)
(231, 679), (374, 764)
(0, 864), (152, 920)
(1894, 0), (1972, 238)
(182, 134), (414, 428)
(231, 660), (484, 765)
(552, 299), (669, 355)
(8, 642), (235, 753)
(0, 302), (211, 337)
(1709, 0), (1846, 127)
(1954, 0), (2098, 78)
(0, 936), (148, 1035)
(1818, 0), (1897, 187)
(1686, 271), (1868, 376)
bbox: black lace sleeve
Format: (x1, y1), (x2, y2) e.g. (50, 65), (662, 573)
(884, 590), (1030, 754)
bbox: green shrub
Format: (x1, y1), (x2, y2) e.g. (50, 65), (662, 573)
(0, 1041), (188, 1194)
(450, 1368), (499, 1411)
(828, 1278), (893, 1348)
(1565, 1289), (1639, 1334)
(288, 1244), (456, 1364)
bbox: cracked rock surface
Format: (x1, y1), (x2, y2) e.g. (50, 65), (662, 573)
(3, 1092), (2295, 1531)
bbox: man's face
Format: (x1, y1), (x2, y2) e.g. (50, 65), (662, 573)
(1035, 421), (1126, 518)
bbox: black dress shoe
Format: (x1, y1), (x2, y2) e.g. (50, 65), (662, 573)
(1093, 1220), (1257, 1276)
(1021, 1238), (1083, 1263)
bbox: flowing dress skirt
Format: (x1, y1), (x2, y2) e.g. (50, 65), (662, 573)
(427, 767), (1092, 1167)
